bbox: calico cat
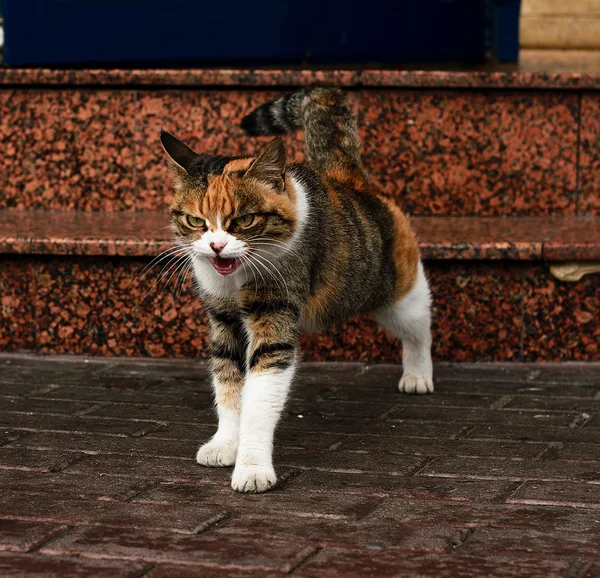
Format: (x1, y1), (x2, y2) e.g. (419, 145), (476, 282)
(160, 87), (433, 493)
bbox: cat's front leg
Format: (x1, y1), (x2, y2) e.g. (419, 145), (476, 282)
(197, 310), (246, 467)
(232, 300), (299, 493)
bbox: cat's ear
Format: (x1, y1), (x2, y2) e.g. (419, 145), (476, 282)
(244, 138), (287, 192)
(160, 129), (198, 176)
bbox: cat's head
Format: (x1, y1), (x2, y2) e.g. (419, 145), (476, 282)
(161, 130), (300, 277)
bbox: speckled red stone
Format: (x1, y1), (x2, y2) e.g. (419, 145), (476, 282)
(579, 94), (600, 215)
(1, 68), (599, 89)
(0, 256), (590, 362)
(2, 212), (598, 261)
(360, 90), (579, 216)
(523, 266), (599, 361)
(0, 71), (596, 214)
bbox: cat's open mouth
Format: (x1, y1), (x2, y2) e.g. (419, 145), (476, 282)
(210, 256), (239, 275)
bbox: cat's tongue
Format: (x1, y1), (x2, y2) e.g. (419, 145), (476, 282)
(210, 256), (239, 275)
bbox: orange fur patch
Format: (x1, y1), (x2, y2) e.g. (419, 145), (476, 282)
(383, 198), (419, 300)
(223, 158), (254, 173)
(324, 166), (368, 191)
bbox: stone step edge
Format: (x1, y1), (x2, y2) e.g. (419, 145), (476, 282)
(1, 211), (598, 262)
(1, 68), (599, 90)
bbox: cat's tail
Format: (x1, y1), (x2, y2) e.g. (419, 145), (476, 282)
(241, 87), (367, 183)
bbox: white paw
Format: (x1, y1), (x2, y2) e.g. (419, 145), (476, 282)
(231, 464), (277, 493)
(399, 374), (434, 395)
(196, 440), (237, 467)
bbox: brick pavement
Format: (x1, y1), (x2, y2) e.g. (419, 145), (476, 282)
(0, 354), (599, 577)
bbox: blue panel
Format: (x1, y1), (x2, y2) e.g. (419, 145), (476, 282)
(2, 0), (490, 66)
(494, 0), (521, 62)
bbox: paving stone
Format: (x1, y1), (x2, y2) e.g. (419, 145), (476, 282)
(556, 443), (600, 462)
(516, 365), (600, 386)
(338, 437), (548, 459)
(151, 424), (345, 452)
(1, 373), (159, 392)
(39, 525), (315, 572)
(33, 385), (214, 407)
(393, 406), (583, 427)
(0, 357), (105, 384)
(1, 356), (599, 575)
(148, 565), (284, 577)
(275, 431), (347, 451)
(372, 363), (537, 384)
(295, 362), (365, 384)
(0, 469), (155, 501)
(0, 447), (86, 472)
(466, 423), (600, 444)
(9, 432), (197, 459)
(142, 422), (215, 441)
(317, 388), (502, 409)
(0, 383), (71, 398)
(294, 550), (572, 578)
(289, 471), (516, 502)
(0, 412), (166, 436)
(419, 456), (600, 482)
(277, 418), (467, 440)
(432, 379), (600, 398)
(508, 480), (600, 508)
(131, 482), (381, 520)
(285, 398), (401, 420)
(430, 363), (600, 386)
(0, 431), (26, 447)
(213, 513), (466, 550)
(86, 402), (216, 424)
(0, 494), (223, 533)
(583, 562), (600, 577)
(585, 415), (600, 428)
(369, 500), (600, 532)
(0, 520), (68, 552)
(0, 552), (150, 577)
(63, 454), (223, 483)
(0, 397), (95, 416)
(276, 448), (427, 475)
(461, 526), (600, 558)
(96, 359), (211, 381)
(504, 396), (600, 412)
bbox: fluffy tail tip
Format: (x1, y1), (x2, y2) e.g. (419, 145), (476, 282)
(240, 110), (264, 136)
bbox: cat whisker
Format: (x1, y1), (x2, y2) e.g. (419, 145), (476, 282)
(250, 239), (302, 259)
(175, 256), (194, 299)
(141, 252), (189, 302)
(250, 242), (301, 260)
(248, 250), (292, 305)
(239, 253), (261, 302)
(159, 251), (193, 299)
(131, 244), (190, 289)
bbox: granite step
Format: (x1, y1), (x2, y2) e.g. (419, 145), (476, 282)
(1, 211), (599, 261)
(0, 211), (598, 362)
(0, 68), (598, 217)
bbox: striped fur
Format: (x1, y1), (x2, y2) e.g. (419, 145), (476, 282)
(161, 88), (432, 493)
(242, 87), (366, 182)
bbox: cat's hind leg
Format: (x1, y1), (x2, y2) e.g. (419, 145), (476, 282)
(375, 261), (433, 394)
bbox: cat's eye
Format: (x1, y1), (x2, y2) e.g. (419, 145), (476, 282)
(186, 215), (205, 228)
(234, 214), (255, 228)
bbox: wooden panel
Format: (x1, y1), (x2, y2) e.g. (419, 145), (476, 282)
(519, 49), (600, 72)
(522, 0), (600, 16)
(520, 15), (600, 49)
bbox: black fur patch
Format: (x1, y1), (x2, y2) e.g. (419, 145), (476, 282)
(243, 300), (301, 317)
(187, 154), (231, 179)
(249, 342), (296, 370)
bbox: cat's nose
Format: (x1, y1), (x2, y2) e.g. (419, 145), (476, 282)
(210, 241), (227, 255)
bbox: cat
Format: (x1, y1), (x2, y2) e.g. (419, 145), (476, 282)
(160, 87), (433, 493)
